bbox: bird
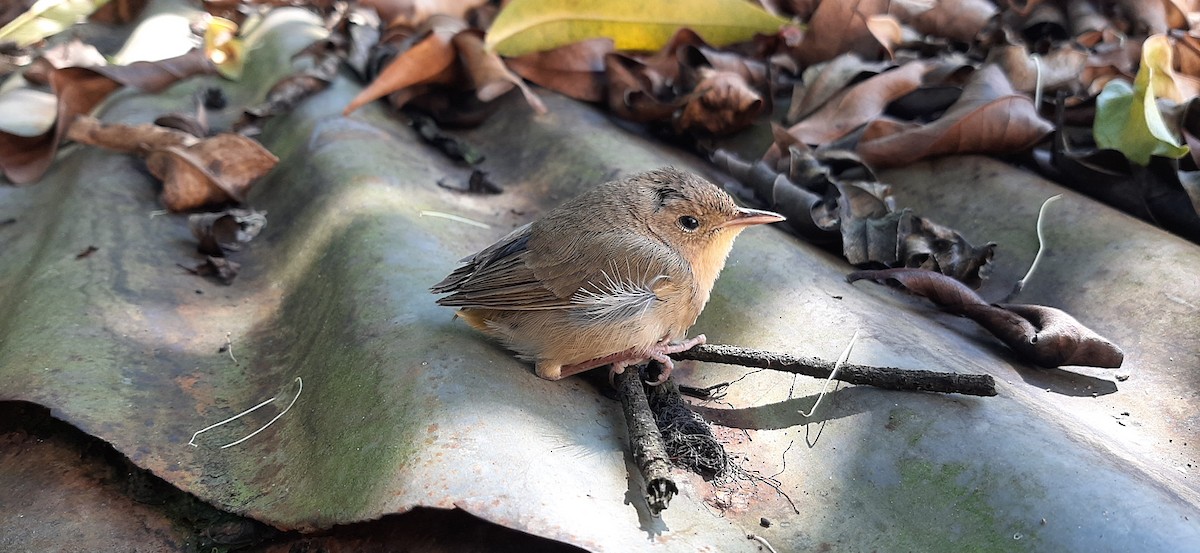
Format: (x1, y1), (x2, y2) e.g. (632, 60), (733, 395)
(431, 167), (785, 384)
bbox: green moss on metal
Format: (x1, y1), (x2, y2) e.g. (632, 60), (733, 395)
(878, 458), (1039, 553)
(219, 216), (424, 525)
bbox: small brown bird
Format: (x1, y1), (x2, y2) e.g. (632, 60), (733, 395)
(431, 167), (784, 383)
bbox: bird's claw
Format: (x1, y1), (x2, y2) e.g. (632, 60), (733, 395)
(605, 334), (707, 387)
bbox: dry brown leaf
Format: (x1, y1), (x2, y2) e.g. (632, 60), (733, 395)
(0, 49), (215, 185)
(714, 148), (995, 285)
(603, 54), (679, 123)
(343, 23), (461, 115)
(675, 67), (763, 135)
(847, 268), (1124, 368)
(237, 45), (341, 135)
(1004, 0), (1050, 18)
(506, 38), (612, 103)
(66, 117), (276, 212)
(66, 115), (197, 153)
(1174, 32), (1200, 78)
(150, 134), (278, 212)
(907, 0), (996, 42)
(89, 0), (151, 24)
(360, 0), (486, 29)
(189, 208), (267, 257)
(1113, 0), (1172, 35)
(786, 60), (929, 146)
(804, 0), (895, 63)
(864, 15), (905, 60)
(182, 256), (241, 284)
(90, 49), (216, 93)
(452, 29), (546, 114)
(1065, 0), (1108, 39)
(796, 0), (891, 65)
(679, 44), (768, 88)
(855, 64), (1053, 168)
(789, 54), (893, 123)
(1082, 38), (1140, 96)
(0, 68), (120, 184)
(23, 39), (106, 85)
(991, 43), (1088, 95)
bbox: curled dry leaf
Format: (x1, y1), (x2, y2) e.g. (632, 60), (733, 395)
(604, 53), (679, 123)
(990, 43), (1088, 96)
(0, 49), (215, 185)
(182, 256), (241, 285)
(864, 15), (906, 60)
(795, 0), (891, 65)
(410, 112), (485, 164)
(1065, 0), (1109, 41)
(855, 64), (1053, 169)
(789, 54), (893, 123)
(437, 169), (501, 194)
(148, 133), (278, 212)
(66, 115), (197, 153)
(189, 208), (267, 257)
(236, 46), (341, 135)
(713, 148), (995, 287)
(847, 268), (1124, 368)
(785, 60), (929, 147)
(906, 0), (997, 43)
(675, 67), (764, 135)
(23, 38), (106, 85)
(88, 0), (150, 25)
(452, 29), (546, 114)
(343, 20), (462, 115)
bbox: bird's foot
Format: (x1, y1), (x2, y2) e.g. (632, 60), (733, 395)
(642, 334), (706, 386)
(556, 335), (708, 385)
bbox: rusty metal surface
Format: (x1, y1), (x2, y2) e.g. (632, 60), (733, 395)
(0, 405), (192, 553)
(1, 2), (1199, 551)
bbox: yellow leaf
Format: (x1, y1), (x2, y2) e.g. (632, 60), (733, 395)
(1094, 34), (1189, 165)
(0, 0), (109, 47)
(484, 0), (788, 57)
(204, 16), (245, 81)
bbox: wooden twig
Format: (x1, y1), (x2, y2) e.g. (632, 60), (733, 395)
(672, 344), (996, 397)
(615, 368), (677, 516)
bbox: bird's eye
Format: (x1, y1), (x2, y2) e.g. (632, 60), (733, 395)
(678, 215), (700, 231)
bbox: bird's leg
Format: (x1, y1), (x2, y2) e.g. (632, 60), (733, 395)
(643, 334), (706, 386)
(554, 347), (641, 380)
(556, 334), (707, 384)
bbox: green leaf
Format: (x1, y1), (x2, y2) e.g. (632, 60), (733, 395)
(485, 0), (789, 57)
(0, 0), (110, 47)
(1093, 34), (1189, 166)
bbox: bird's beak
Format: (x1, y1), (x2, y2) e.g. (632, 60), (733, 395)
(719, 207), (786, 229)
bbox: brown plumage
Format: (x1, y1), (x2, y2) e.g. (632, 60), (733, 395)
(431, 167), (784, 383)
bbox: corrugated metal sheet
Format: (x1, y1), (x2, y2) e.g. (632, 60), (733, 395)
(1, 3), (1197, 551)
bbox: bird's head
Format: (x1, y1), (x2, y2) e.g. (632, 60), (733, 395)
(634, 168), (784, 286)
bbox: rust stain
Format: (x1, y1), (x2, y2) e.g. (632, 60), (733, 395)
(173, 372), (215, 413)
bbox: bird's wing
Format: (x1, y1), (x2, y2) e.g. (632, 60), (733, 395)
(433, 223), (686, 317)
(432, 223), (565, 309)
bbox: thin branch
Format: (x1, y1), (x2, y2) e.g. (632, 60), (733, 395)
(615, 368), (677, 516)
(672, 344), (996, 397)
